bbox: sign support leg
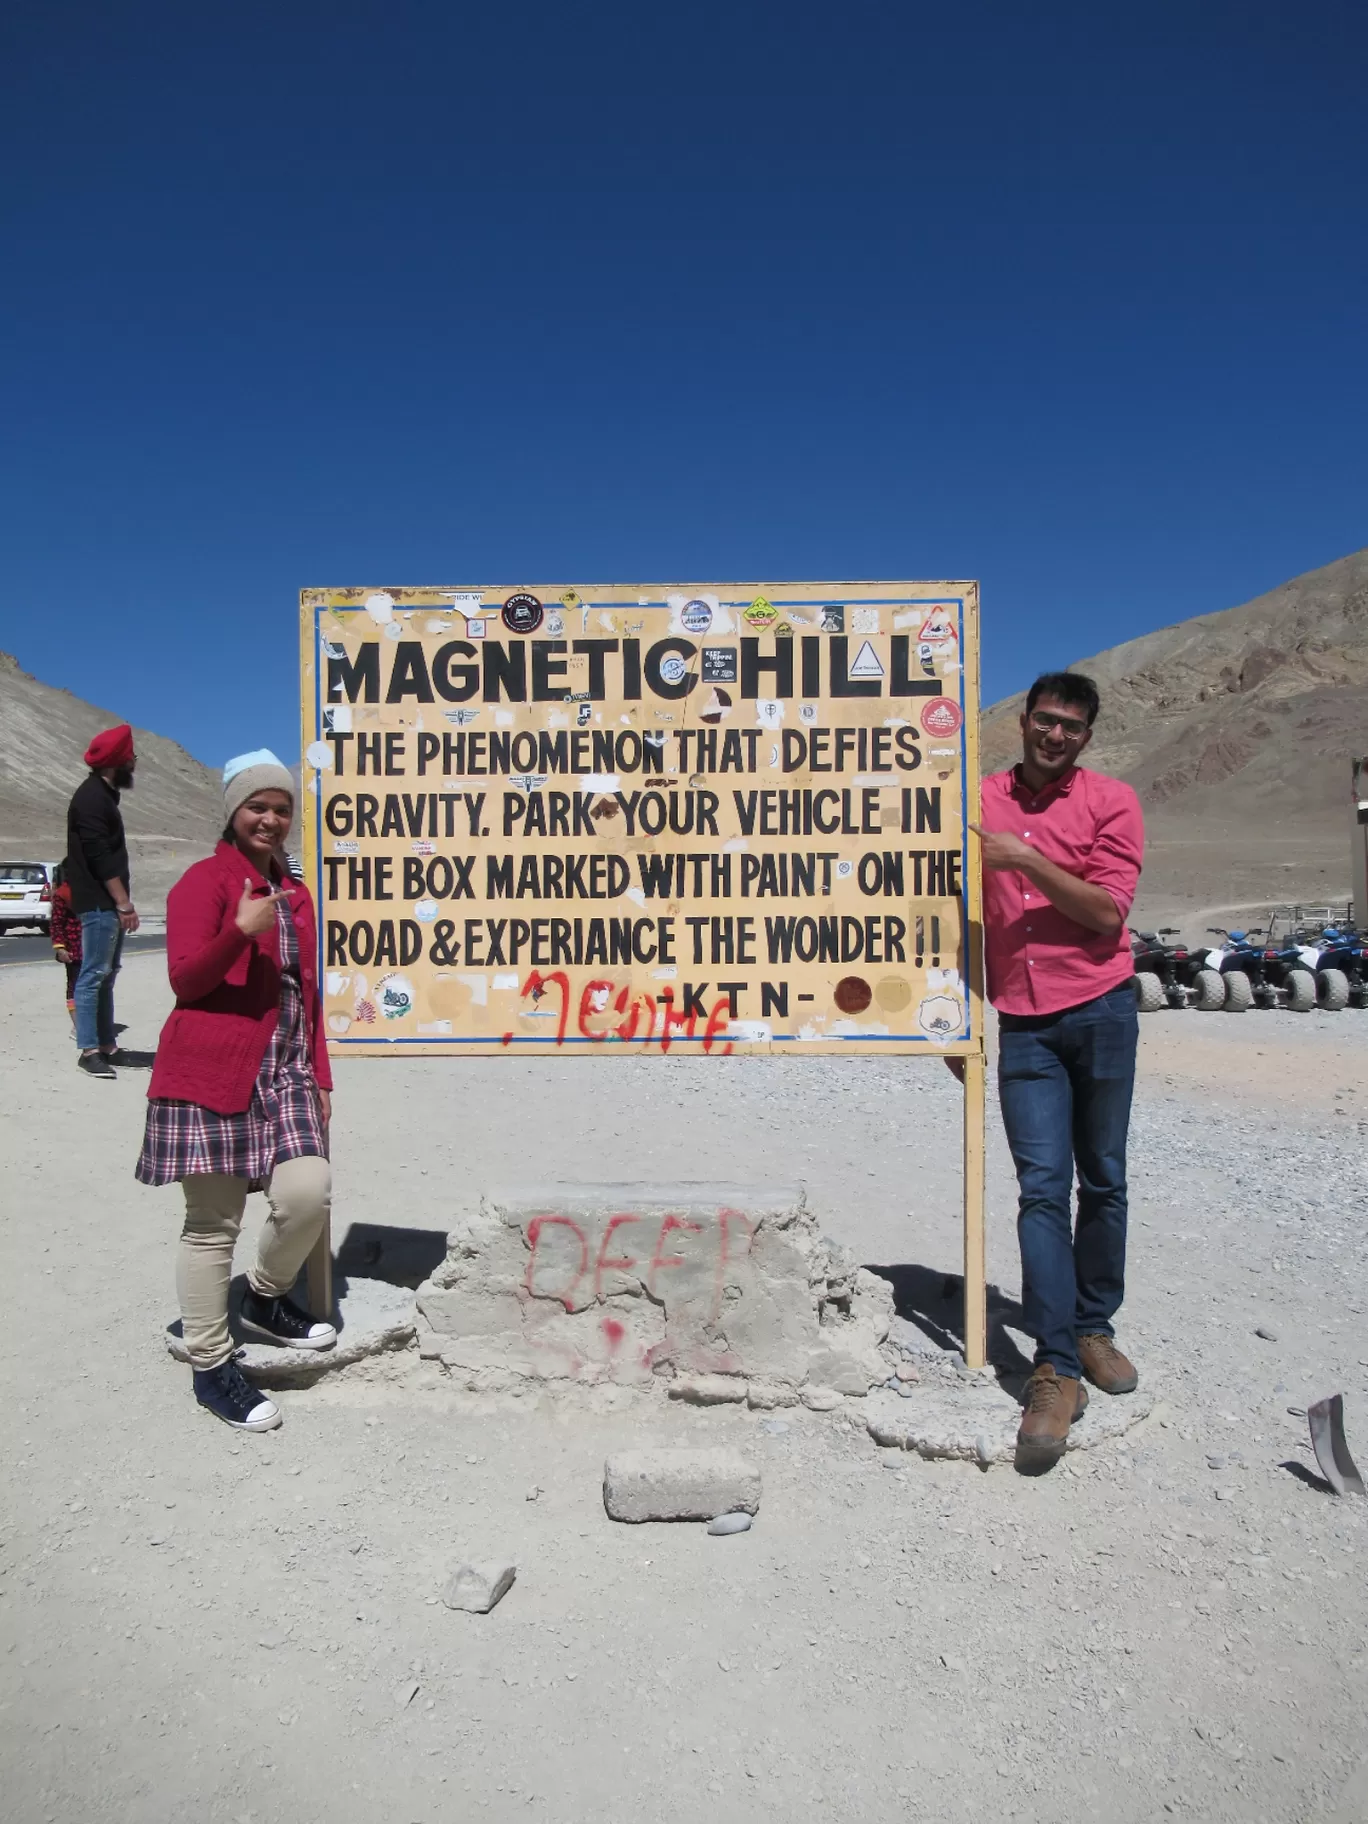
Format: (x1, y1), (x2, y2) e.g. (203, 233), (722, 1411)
(962, 1050), (987, 1369)
(304, 1215), (334, 1321)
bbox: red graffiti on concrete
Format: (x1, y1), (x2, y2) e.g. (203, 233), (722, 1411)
(522, 1204), (756, 1328)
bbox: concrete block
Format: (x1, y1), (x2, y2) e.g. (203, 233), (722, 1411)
(603, 1448), (761, 1523)
(442, 1561), (516, 1613)
(414, 1183), (892, 1395)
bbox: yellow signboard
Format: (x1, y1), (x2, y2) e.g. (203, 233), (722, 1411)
(300, 582), (982, 1058)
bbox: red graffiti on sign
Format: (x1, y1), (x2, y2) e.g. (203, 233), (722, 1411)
(505, 975), (733, 1053)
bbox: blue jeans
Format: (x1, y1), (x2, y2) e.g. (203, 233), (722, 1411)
(998, 982), (1137, 1379)
(74, 909), (125, 1051)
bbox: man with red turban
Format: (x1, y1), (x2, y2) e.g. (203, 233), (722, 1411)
(67, 723), (141, 1078)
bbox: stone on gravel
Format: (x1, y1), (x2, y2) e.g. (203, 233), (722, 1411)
(442, 1561), (517, 1613)
(800, 1385), (843, 1412)
(164, 1278), (417, 1387)
(866, 1376), (1157, 1462)
(747, 1378), (799, 1409)
(603, 1449), (761, 1523)
(668, 1373), (747, 1405)
(1255, 1326), (1278, 1342)
(706, 1512), (753, 1536)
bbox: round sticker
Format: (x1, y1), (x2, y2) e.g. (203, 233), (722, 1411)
(659, 654), (689, 686)
(921, 696), (963, 738)
(502, 592), (543, 635)
(680, 598), (712, 634)
(834, 976), (872, 1015)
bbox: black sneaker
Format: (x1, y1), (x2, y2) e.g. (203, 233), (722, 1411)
(193, 1359), (281, 1431)
(239, 1287), (337, 1351)
(78, 1051), (116, 1079)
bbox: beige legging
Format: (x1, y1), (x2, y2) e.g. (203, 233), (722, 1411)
(178, 1155), (332, 1370)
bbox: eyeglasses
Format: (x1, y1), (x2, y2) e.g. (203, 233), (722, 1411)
(1029, 711), (1089, 739)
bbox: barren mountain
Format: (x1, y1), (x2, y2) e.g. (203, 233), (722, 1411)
(982, 549), (1368, 924)
(0, 652), (221, 912)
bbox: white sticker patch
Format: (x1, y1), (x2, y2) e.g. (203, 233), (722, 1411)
(491, 972), (520, 990)
(455, 973), (488, 1007)
(365, 593), (395, 624)
(727, 1021), (772, 1043)
(414, 899), (440, 922)
(305, 741), (334, 770)
(332, 839), (359, 855)
(326, 703), (353, 733)
(625, 886), (647, 907)
(417, 1020), (453, 1036)
(325, 973), (350, 996)
(376, 973), (416, 1019)
(848, 640), (884, 680)
(494, 710), (514, 726)
(579, 774), (620, 793)
(723, 837), (748, 852)
(851, 607), (880, 634)
(755, 698), (784, 728)
(327, 1013), (352, 1035)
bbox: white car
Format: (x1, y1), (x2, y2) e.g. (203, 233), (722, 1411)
(0, 861), (54, 933)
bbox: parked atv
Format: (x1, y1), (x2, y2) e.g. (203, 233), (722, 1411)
(1129, 928), (1187, 1011)
(1294, 925), (1364, 1011)
(1203, 928), (1274, 1011)
(1257, 938), (1320, 1012)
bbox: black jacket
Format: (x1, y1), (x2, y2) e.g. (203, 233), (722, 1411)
(66, 774), (130, 914)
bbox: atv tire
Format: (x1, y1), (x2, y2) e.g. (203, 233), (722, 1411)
(1134, 972), (1166, 1013)
(1284, 968), (1316, 1012)
(1317, 967), (1350, 1012)
(1223, 970), (1254, 1012)
(1192, 968), (1226, 1011)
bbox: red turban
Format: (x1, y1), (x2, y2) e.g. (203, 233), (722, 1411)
(84, 724), (135, 769)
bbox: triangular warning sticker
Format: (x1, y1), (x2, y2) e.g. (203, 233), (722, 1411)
(848, 639), (884, 679)
(919, 613), (957, 644)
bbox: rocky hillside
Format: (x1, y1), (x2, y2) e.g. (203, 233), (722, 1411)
(0, 652), (222, 911)
(982, 549), (1368, 918)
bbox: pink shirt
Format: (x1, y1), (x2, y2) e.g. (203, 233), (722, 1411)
(980, 764), (1144, 1017)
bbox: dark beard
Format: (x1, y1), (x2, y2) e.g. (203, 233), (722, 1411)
(114, 765), (135, 790)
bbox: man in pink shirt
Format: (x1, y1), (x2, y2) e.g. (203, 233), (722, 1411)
(973, 671), (1144, 1465)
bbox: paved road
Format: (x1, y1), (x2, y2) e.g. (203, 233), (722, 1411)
(0, 931), (167, 969)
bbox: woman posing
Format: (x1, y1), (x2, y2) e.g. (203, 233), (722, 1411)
(138, 751), (337, 1431)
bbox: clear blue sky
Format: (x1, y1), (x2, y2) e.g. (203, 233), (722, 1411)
(2, 1), (1364, 768)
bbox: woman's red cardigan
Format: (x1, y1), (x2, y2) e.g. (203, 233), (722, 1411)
(145, 841), (333, 1115)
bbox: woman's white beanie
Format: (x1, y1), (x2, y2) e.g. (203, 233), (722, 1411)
(223, 749), (295, 823)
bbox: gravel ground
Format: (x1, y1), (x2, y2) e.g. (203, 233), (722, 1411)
(2, 954), (1366, 1824)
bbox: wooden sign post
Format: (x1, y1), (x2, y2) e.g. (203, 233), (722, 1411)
(300, 581), (987, 1366)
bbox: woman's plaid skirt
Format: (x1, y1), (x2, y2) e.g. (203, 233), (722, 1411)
(136, 967), (327, 1187)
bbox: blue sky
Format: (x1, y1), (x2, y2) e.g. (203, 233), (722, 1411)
(2, 1), (1364, 768)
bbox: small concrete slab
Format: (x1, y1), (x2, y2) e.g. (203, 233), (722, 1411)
(865, 1375), (1157, 1464)
(604, 1448), (761, 1522)
(165, 1277), (417, 1387)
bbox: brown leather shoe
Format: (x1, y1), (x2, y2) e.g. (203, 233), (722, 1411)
(1016, 1365), (1088, 1458)
(1078, 1333), (1138, 1394)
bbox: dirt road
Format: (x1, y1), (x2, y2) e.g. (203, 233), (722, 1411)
(2, 955), (1366, 1824)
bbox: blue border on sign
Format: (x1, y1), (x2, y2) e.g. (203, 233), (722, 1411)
(309, 594), (972, 1049)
